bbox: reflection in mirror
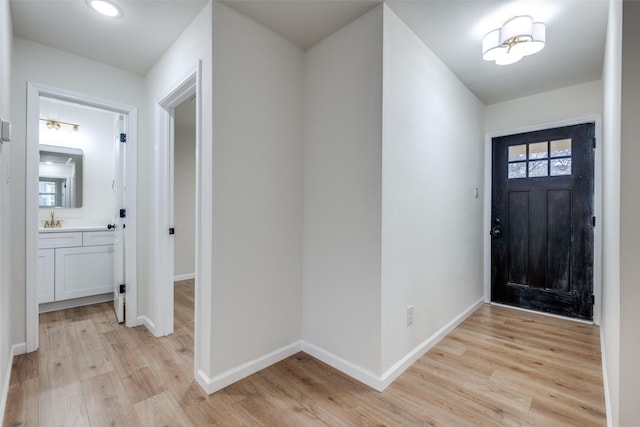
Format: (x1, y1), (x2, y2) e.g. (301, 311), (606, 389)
(39, 144), (83, 208)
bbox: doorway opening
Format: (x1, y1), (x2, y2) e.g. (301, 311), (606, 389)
(172, 94), (197, 365)
(26, 83), (138, 352)
(490, 123), (595, 320)
(154, 62), (202, 380)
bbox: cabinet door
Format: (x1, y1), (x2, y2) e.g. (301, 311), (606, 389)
(37, 249), (55, 303)
(55, 245), (114, 301)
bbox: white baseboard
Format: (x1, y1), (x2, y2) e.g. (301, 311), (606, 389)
(193, 299), (485, 396)
(303, 297), (483, 392)
(197, 341), (303, 394)
(379, 296), (485, 390)
(301, 341), (384, 391)
(11, 343), (26, 357)
(600, 327), (613, 427)
(1, 343), (26, 427)
(139, 315), (156, 336)
(0, 347), (14, 427)
(174, 273), (195, 282)
(39, 293), (112, 314)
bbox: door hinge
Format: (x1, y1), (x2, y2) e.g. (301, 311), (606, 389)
(590, 294), (595, 305)
(592, 137), (596, 149)
(120, 133), (127, 143)
(119, 284), (126, 294)
(592, 216), (596, 227)
(119, 208), (126, 218)
(169, 227), (175, 235)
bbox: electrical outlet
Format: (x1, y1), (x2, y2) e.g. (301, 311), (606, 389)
(407, 305), (414, 326)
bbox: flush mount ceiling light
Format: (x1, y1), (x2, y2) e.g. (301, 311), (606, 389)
(87, 0), (122, 18)
(482, 16), (545, 65)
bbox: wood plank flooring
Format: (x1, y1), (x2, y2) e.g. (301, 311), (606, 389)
(4, 281), (606, 426)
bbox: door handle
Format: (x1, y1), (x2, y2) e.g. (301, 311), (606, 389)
(107, 224), (116, 230)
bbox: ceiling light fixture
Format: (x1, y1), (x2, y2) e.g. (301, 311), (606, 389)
(482, 16), (545, 65)
(87, 0), (122, 18)
(41, 119), (80, 132)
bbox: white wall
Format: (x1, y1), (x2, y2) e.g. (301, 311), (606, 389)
(381, 6), (485, 372)
(619, 2), (640, 424)
(601, 0), (621, 424)
(38, 98), (116, 226)
(485, 80), (603, 134)
(0, 0), (12, 422)
(211, 1), (304, 377)
(10, 36), (145, 346)
(174, 123), (195, 277)
(303, 5), (383, 376)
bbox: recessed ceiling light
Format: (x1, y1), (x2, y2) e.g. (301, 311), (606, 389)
(87, 0), (122, 18)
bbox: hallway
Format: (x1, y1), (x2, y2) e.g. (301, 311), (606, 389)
(4, 281), (606, 426)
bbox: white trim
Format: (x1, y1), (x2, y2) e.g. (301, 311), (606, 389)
(600, 330), (613, 427)
(302, 297), (485, 392)
(194, 299), (484, 395)
(0, 346), (14, 427)
(197, 341), (303, 394)
(11, 343), (26, 357)
(378, 297), (485, 390)
(154, 62), (205, 388)
(483, 115), (603, 323)
(139, 315), (156, 334)
(154, 64), (200, 338)
(0, 343), (26, 427)
(600, 327), (613, 427)
(302, 341), (383, 391)
(174, 273), (195, 282)
(490, 302), (594, 324)
(25, 82), (139, 352)
(39, 293), (112, 313)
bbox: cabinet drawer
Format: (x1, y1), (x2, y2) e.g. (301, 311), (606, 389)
(83, 231), (115, 246)
(38, 232), (83, 249)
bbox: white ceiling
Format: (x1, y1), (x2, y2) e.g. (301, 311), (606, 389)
(10, 0), (209, 75)
(222, 0), (381, 50)
(11, 0), (608, 105)
(386, 0), (608, 104)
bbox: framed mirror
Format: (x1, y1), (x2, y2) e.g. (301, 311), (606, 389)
(39, 144), (83, 208)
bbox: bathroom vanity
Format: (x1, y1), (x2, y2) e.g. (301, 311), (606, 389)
(38, 227), (115, 312)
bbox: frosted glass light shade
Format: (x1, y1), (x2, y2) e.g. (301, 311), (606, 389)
(482, 29), (502, 61)
(500, 16), (534, 45)
(495, 49), (523, 65)
(482, 15), (545, 65)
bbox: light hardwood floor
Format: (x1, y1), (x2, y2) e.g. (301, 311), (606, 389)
(4, 281), (606, 426)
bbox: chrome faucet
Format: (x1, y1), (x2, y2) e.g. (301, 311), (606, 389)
(43, 209), (62, 228)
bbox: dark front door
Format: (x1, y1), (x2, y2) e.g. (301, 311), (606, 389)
(491, 123), (595, 320)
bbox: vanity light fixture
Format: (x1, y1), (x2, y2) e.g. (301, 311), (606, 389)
(40, 119), (80, 132)
(87, 0), (122, 18)
(482, 16), (545, 65)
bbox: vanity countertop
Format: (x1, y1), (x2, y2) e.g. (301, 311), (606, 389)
(39, 225), (112, 233)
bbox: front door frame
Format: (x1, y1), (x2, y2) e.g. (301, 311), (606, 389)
(483, 115), (602, 324)
(26, 82), (138, 352)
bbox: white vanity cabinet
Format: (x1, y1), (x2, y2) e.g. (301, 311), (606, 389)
(38, 230), (115, 307)
(37, 249), (55, 303)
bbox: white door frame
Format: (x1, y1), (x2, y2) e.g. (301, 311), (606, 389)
(483, 114), (603, 324)
(153, 62), (202, 370)
(26, 82), (138, 352)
